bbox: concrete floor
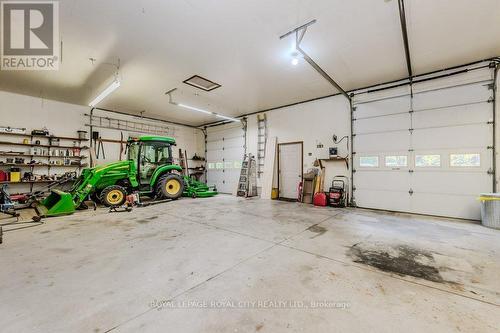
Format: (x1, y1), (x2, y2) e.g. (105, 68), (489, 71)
(1, 195), (499, 333)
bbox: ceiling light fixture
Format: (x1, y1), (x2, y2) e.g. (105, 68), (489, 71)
(166, 88), (241, 123)
(178, 103), (214, 116)
(89, 78), (121, 107)
(215, 114), (241, 122)
(291, 51), (300, 66)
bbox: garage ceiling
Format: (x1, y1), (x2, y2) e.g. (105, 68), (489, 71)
(0, 0), (499, 126)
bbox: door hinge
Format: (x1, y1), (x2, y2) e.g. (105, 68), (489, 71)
(409, 188), (414, 195)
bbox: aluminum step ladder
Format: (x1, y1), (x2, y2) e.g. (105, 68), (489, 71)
(237, 154), (258, 197)
(257, 114), (267, 178)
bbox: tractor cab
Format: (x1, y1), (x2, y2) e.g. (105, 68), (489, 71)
(127, 136), (176, 190)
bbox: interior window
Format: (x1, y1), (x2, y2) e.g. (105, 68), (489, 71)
(415, 155), (441, 167)
(450, 154), (480, 167)
(360, 156), (379, 167)
(207, 163), (215, 169)
(385, 156), (408, 167)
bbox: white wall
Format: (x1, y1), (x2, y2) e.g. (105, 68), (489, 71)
(0, 91), (204, 193)
(245, 95), (351, 193)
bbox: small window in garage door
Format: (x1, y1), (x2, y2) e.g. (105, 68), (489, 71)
(359, 156), (379, 167)
(385, 156), (408, 167)
(415, 155), (441, 167)
(450, 153), (480, 167)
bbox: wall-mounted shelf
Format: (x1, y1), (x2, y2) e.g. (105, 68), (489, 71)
(0, 132), (88, 141)
(0, 163), (87, 168)
(0, 141), (88, 150)
(0, 153), (86, 159)
(0, 127), (88, 195)
(320, 157), (349, 169)
(0, 180), (59, 185)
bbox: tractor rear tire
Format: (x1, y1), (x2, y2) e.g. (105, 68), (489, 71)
(156, 173), (184, 200)
(100, 185), (127, 207)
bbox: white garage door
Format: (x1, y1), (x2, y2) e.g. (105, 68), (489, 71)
(353, 68), (494, 220)
(206, 124), (245, 194)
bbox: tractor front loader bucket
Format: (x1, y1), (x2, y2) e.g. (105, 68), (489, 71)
(35, 190), (76, 217)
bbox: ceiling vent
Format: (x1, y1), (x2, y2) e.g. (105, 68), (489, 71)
(183, 75), (221, 92)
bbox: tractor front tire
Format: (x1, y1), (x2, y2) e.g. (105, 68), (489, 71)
(156, 173), (184, 200)
(100, 185), (127, 207)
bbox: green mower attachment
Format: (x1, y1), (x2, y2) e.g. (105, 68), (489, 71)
(183, 176), (218, 198)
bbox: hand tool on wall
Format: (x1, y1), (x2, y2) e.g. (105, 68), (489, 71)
(96, 137), (105, 160)
(119, 132), (124, 161)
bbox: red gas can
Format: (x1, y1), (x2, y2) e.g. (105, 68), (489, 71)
(313, 192), (328, 207)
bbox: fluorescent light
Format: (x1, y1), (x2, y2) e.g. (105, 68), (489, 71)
(178, 103), (214, 115)
(89, 79), (121, 107)
(216, 114), (241, 122)
(177, 103), (240, 122)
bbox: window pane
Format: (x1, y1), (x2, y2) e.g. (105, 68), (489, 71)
(415, 155), (441, 167)
(360, 156), (379, 167)
(207, 163), (215, 169)
(224, 161), (233, 169)
(215, 162), (224, 169)
(234, 161), (242, 169)
(450, 154), (480, 167)
(385, 156), (407, 167)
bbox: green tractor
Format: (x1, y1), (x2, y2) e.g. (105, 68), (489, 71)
(35, 136), (217, 218)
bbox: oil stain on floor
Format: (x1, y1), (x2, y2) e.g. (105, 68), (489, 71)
(347, 242), (444, 283)
(307, 225), (327, 238)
